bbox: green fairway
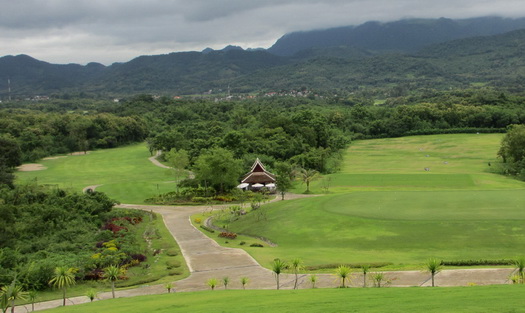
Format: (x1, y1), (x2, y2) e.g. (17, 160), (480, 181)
(16, 143), (177, 203)
(214, 134), (525, 267)
(43, 285), (525, 313)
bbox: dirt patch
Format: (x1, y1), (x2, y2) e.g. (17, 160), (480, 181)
(42, 156), (67, 160)
(69, 151), (91, 156)
(17, 164), (47, 171)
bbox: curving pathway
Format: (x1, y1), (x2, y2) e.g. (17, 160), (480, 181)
(16, 194), (516, 312)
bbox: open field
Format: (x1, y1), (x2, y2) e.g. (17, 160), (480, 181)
(42, 285), (525, 313)
(215, 134), (525, 268)
(16, 143), (176, 203)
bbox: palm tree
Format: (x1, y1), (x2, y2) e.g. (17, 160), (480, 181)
(222, 277), (230, 290)
(240, 277), (249, 290)
(309, 274), (318, 289)
(361, 264), (370, 287)
(49, 267), (76, 306)
(103, 265), (121, 298)
(290, 258), (303, 289)
(0, 283), (27, 313)
(299, 168), (318, 193)
(271, 259), (287, 290)
(28, 290), (37, 311)
(371, 272), (386, 288)
(207, 278), (218, 290)
(514, 256), (525, 284)
(426, 258), (442, 287)
(335, 265), (351, 288)
(165, 282), (174, 293)
(10, 285), (27, 313)
(86, 289), (97, 302)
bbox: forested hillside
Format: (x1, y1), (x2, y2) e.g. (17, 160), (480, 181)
(2, 17), (525, 97)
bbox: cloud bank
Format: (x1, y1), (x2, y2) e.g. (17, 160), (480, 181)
(1, 0), (524, 64)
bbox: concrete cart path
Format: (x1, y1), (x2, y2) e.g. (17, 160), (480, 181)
(18, 195), (516, 312)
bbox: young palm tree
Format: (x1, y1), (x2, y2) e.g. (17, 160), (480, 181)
(103, 265), (121, 298)
(28, 290), (37, 311)
(309, 274), (318, 289)
(426, 258), (442, 287)
(49, 267), (76, 306)
(290, 258), (303, 289)
(361, 264), (370, 288)
(271, 259), (287, 290)
(165, 282), (174, 293)
(4, 284), (27, 313)
(85, 289), (97, 302)
(240, 277), (249, 290)
(514, 256), (525, 284)
(207, 278), (218, 290)
(299, 168), (318, 193)
(222, 277), (230, 290)
(335, 265), (351, 288)
(371, 272), (385, 288)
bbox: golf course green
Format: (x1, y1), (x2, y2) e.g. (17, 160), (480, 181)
(16, 143), (175, 204)
(42, 285), (525, 313)
(214, 133), (525, 268)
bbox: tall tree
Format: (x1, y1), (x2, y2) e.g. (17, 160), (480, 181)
(165, 148), (190, 192)
(498, 124), (525, 176)
(49, 267), (76, 306)
(193, 147), (242, 193)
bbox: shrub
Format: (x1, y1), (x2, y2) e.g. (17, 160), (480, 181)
(166, 260), (181, 269)
(194, 218), (202, 224)
(166, 249), (179, 256)
(191, 197), (208, 203)
(441, 259), (513, 266)
(304, 262), (392, 271)
(168, 269), (183, 276)
(218, 232), (237, 239)
(200, 225), (215, 233)
(249, 243), (263, 247)
(131, 254), (147, 263)
(239, 241), (246, 246)
(214, 195), (233, 202)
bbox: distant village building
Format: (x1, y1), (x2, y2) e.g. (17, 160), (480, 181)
(237, 158), (276, 192)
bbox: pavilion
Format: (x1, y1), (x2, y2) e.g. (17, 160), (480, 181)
(237, 158), (276, 192)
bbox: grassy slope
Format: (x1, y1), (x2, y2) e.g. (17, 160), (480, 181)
(43, 285), (525, 313)
(219, 134), (525, 267)
(16, 143), (176, 204)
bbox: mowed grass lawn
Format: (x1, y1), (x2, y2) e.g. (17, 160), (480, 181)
(43, 285), (525, 313)
(224, 134), (525, 267)
(16, 143), (176, 203)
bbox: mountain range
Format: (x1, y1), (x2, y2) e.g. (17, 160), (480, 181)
(2, 16), (525, 97)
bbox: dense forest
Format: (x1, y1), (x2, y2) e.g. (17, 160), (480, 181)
(1, 87), (524, 178)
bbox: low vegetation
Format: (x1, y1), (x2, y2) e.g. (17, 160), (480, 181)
(41, 285), (525, 313)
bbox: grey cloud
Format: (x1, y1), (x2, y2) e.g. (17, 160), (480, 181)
(1, 0), (524, 64)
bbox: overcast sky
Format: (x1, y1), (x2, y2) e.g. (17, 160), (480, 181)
(1, 0), (525, 65)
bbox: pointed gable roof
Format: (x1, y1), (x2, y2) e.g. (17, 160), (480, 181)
(241, 158), (276, 184)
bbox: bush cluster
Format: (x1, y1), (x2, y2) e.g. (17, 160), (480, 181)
(218, 232), (238, 239)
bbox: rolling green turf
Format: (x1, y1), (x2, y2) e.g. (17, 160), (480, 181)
(43, 285), (525, 313)
(16, 143), (176, 203)
(218, 134), (525, 268)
